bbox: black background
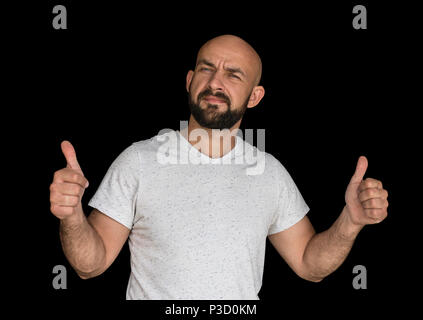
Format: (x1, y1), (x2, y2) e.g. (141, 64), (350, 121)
(6, 0), (420, 316)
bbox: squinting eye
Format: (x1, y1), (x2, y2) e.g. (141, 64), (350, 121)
(199, 67), (212, 72)
(229, 74), (240, 80)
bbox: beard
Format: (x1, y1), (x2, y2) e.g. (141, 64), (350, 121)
(188, 86), (250, 130)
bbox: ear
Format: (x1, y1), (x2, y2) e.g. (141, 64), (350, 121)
(247, 86), (265, 109)
(186, 70), (194, 92)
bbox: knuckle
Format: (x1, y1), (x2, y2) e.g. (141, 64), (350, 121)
(79, 176), (87, 189)
(74, 173), (84, 184)
(49, 191), (58, 202)
(377, 212), (387, 223)
(50, 205), (59, 216)
(53, 170), (61, 180)
(51, 204), (63, 216)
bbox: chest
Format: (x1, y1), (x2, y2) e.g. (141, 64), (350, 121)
(133, 164), (277, 247)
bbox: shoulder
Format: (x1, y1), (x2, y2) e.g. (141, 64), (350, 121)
(242, 137), (285, 173)
(132, 129), (177, 152)
(236, 136), (288, 177)
(122, 129), (178, 165)
(264, 153), (291, 177)
(258, 149), (294, 186)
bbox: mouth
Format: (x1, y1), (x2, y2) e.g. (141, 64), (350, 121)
(203, 95), (227, 104)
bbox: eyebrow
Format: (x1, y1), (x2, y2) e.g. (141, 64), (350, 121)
(197, 59), (246, 78)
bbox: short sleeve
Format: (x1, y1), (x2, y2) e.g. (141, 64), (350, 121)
(268, 160), (310, 235)
(88, 144), (140, 230)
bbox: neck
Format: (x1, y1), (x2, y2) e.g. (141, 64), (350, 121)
(181, 115), (241, 158)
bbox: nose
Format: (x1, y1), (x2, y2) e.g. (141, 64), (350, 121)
(207, 70), (225, 92)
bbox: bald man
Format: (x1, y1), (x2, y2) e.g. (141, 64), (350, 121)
(50, 35), (389, 300)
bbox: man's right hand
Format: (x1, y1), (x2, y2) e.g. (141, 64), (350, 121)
(50, 141), (89, 220)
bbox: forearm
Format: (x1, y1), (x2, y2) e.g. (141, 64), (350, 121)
(59, 205), (106, 278)
(302, 206), (363, 282)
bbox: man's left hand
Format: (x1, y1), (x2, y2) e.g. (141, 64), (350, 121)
(344, 156), (389, 226)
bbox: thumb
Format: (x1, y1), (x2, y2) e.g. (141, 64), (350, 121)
(61, 140), (83, 173)
(350, 155), (368, 185)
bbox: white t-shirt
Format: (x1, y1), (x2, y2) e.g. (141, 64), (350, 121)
(88, 128), (309, 300)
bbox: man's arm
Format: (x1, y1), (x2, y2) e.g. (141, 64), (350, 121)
(59, 206), (106, 278)
(51, 141), (130, 279)
(269, 156), (389, 282)
(59, 208), (130, 279)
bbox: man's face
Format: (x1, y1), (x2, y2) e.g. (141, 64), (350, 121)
(187, 39), (259, 130)
(188, 81), (250, 130)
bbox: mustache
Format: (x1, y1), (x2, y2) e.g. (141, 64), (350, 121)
(197, 88), (231, 106)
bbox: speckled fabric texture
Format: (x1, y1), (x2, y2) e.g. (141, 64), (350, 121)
(88, 129), (309, 300)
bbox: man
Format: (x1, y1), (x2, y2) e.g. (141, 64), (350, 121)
(49, 35), (389, 299)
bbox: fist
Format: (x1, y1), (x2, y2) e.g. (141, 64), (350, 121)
(50, 141), (89, 220)
(345, 156), (389, 226)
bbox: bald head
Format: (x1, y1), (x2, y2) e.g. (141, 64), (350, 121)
(196, 35), (262, 86)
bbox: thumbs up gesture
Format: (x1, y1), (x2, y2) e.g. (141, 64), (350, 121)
(344, 156), (389, 226)
(50, 141), (89, 220)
